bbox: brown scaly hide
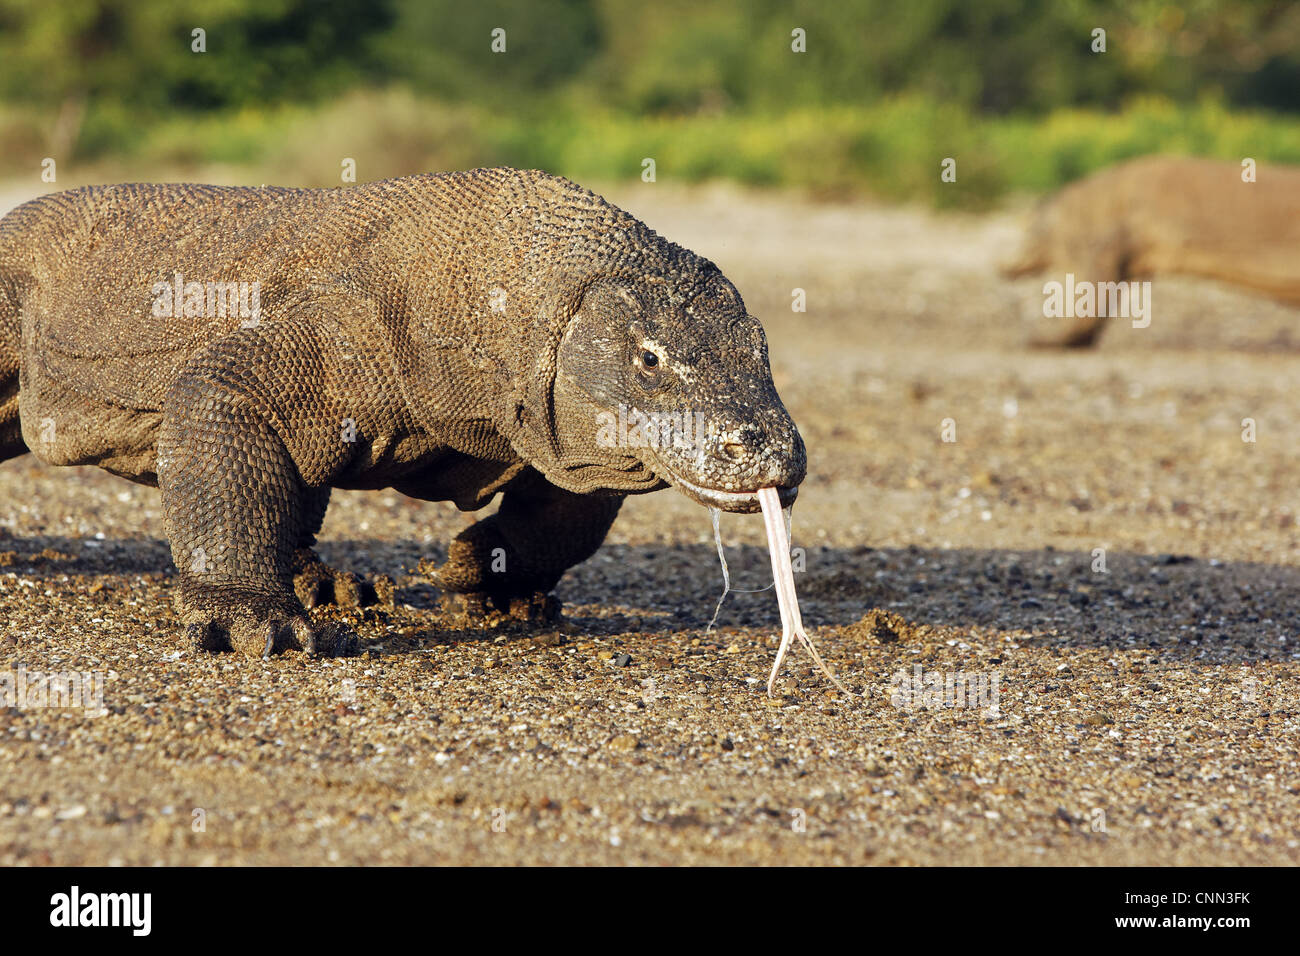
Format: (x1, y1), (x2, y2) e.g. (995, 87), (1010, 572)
(1002, 155), (1300, 347)
(0, 168), (806, 655)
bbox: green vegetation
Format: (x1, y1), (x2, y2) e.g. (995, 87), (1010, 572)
(0, 0), (1297, 204)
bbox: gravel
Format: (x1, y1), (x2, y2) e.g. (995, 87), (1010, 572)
(0, 181), (1297, 865)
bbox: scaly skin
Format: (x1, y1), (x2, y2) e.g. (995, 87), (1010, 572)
(0, 168), (805, 655)
(1002, 155), (1300, 347)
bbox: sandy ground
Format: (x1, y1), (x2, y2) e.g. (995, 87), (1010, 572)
(1, 177), (1298, 865)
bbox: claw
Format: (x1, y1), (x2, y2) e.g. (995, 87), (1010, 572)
(506, 591), (561, 624)
(372, 575), (395, 607)
(313, 622), (361, 658)
(291, 617), (316, 655)
(185, 622), (203, 651)
(332, 572), (363, 608)
(293, 551), (383, 610)
(438, 589), (561, 627)
(182, 584), (363, 658)
(335, 629), (360, 657)
(419, 558), (446, 590)
(301, 578), (329, 610)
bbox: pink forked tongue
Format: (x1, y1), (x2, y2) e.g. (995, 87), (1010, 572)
(757, 487), (852, 698)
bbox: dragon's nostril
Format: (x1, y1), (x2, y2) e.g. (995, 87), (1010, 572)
(722, 441), (746, 461)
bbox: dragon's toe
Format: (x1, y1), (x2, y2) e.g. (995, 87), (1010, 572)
(292, 548), (391, 610)
(182, 592), (361, 658)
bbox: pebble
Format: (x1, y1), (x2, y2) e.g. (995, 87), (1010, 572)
(607, 735), (639, 753)
(2, 193), (1296, 868)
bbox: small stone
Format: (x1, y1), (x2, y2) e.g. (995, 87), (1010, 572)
(613, 653), (632, 667)
(607, 734), (639, 753)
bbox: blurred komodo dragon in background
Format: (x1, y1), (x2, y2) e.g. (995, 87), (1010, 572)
(0, 168), (805, 657)
(1002, 155), (1300, 348)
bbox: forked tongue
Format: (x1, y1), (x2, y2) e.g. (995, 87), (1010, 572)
(757, 486), (852, 698)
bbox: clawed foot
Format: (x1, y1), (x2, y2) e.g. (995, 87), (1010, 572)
(292, 548), (393, 610)
(419, 556), (561, 625)
(183, 590), (360, 658)
(440, 589), (562, 625)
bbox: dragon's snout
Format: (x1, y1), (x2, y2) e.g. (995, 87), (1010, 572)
(659, 415), (806, 513)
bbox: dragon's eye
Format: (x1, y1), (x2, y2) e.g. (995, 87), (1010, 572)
(641, 350), (659, 369)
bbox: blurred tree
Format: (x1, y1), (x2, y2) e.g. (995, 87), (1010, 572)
(371, 0), (602, 104)
(0, 0), (1295, 163)
(0, 0), (392, 111)
(565, 0), (1299, 115)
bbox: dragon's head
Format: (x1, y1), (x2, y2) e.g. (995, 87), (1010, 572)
(551, 269), (805, 513)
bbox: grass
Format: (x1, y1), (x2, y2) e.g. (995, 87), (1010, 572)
(3, 89), (1300, 206)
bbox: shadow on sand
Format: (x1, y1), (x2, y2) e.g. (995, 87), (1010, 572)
(3, 530), (1294, 664)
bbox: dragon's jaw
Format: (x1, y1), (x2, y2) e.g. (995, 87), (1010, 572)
(665, 473), (799, 513)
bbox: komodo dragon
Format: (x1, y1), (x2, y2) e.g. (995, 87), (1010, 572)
(1002, 155), (1300, 347)
(0, 168), (805, 656)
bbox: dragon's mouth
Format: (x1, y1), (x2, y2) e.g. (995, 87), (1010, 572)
(668, 473), (799, 513)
